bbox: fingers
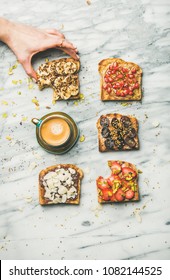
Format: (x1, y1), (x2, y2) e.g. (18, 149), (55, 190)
(44, 28), (78, 51)
(59, 47), (80, 60)
(20, 57), (37, 80)
(60, 38), (77, 50)
(45, 28), (65, 39)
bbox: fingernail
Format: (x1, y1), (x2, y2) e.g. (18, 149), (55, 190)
(33, 78), (37, 83)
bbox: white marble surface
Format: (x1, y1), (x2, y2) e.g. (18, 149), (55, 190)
(0, 0), (170, 260)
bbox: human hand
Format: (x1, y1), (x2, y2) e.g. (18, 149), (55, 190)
(0, 18), (79, 80)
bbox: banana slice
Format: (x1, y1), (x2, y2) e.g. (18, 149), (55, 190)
(69, 85), (79, 96)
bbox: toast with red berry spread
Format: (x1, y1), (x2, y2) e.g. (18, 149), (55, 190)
(37, 58), (80, 102)
(97, 113), (139, 152)
(39, 164), (83, 205)
(98, 58), (142, 101)
(96, 160), (140, 203)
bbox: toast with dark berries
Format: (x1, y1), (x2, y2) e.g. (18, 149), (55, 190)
(97, 113), (139, 152)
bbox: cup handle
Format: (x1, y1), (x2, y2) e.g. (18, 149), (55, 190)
(31, 118), (42, 127)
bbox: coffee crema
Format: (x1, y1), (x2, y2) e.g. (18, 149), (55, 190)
(40, 117), (70, 146)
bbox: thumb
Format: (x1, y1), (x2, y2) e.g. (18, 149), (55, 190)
(21, 57), (37, 81)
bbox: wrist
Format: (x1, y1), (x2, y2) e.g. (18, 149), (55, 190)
(0, 18), (13, 44)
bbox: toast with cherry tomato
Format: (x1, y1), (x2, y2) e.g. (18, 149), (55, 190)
(97, 113), (139, 152)
(96, 160), (140, 203)
(98, 58), (142, 101)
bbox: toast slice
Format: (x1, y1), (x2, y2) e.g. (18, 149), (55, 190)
(96, 160), (140, 203)
(37, 58), (80, 102)
(97, 113), (139, 152)
(39, 164), (83, 205)
(98, 58), (142, 101)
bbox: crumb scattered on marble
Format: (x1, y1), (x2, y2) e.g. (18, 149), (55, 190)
(25, 196), (33, 203)
(86, 0), (91, 6)
(133, 208), (142, 223)
(84, 167), (90, 174)
(29, 162), (37, 170)
(121, 102), (132, 107)
(152, 121), (160, 128)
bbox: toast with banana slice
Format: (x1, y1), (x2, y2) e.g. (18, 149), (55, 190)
(37, 58), (80, 102)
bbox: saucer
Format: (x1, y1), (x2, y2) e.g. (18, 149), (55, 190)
(32, 112), (79, 154)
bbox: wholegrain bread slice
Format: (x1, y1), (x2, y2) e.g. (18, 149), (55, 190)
(37, 58), (80, 102)
(39, 164), (83, 205)
(96, 160), (140, 203)
(97, 113), (139, 152)
(98, 58), (142, 101)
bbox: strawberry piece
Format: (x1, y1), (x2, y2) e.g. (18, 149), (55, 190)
(122, 167), (137, 181)
(107, 175), (121, 187)
(101, 188), (113, 201)
(109, 161), (121, 174)
(110, 193), (116, 201)
(125, 189), (135, 199)
(115, 189), (125, 202)
(96, 176), (109, 190)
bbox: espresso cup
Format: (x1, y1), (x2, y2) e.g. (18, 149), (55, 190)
(32, 112), (79, 154)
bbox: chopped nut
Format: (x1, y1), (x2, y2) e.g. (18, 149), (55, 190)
(2, 113), (8, 118)
(28, 84), (34, 90)
(138, 169), (143, 174)
(73, 101), (78, 106)
(22, 117), (28, 122)
(12, 80), (18, 85)
(79, 135), (85, 142)
(80, 93), (85, 100)
(121, 102), (131, 107)
(1, 101), (8, 105)
(6, 136), (12, 141)
(32, 98), (39, 106)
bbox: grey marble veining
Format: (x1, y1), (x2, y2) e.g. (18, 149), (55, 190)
(0, 0), (170, 260)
